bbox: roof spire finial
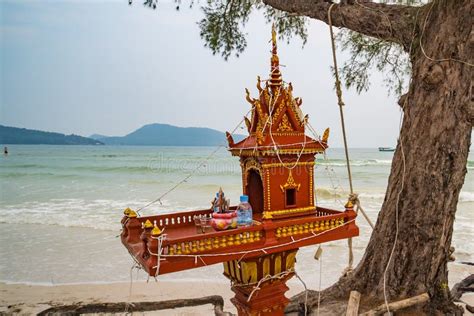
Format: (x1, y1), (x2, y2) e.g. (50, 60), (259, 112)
(271, 23), (278, 55)
(269, 23), (282, 89)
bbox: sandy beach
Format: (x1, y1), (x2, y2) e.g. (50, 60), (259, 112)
(0, 280), (237, 315)
(1, 261), (472, 315)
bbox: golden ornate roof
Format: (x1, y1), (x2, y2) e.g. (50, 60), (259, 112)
(226, 25), (328, 156)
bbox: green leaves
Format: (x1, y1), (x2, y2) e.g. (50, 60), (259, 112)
(337, 30), (411, 96)
(198, 0), (253, 60)
(198, 0), (307, 60)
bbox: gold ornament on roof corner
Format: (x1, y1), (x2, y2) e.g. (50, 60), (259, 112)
(345, 199), (354, 209)
(256, 76), (262, 92)
(280, 170), (301, 192)
(245, 88), (255, 105)
(244, 116), (251, 133)
(123, 207), (133, 216)
(152, 225), (162, 236)
(322, 128), (330, 143)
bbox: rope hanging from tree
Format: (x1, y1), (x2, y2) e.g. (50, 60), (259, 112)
(327, 3), (375, 274)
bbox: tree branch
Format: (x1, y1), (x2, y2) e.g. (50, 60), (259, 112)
(261, 0), (421, 50)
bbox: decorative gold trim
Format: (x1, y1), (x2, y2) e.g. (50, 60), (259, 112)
(275, 218), (344, 238)
(271, 101), (285, 125)
(262, 161), (315, 169)
(230, 148), (325, 157)
(277, 113), (293, 132)
(223, 249), (297, 286)
(262, 212), (273, 219)
(280, 170), (301, 192)
(167, 231), (262, 256)
(271, 132), (305, 136)
(249, 131), (305, 137)
(267, 206), (315, 217)
(266, 169), (271, 211)
(286, 251), (297, 270)
(309, 167), (314, 206)
(243, 157), (261, 175)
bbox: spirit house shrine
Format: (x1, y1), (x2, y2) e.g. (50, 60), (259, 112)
(121, 26), (359, 316)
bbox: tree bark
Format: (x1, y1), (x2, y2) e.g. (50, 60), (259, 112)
(262, 0), (420, 49)
(262, 0), (474, 314)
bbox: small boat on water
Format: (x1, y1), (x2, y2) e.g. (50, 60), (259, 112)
(378, 147), (395, 152)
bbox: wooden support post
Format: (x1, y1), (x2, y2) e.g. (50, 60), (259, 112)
(360, 293), (429, 316)
(345, 290), (361, 316)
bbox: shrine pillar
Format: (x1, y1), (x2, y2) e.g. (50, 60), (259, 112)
(223, 249), (298, 315)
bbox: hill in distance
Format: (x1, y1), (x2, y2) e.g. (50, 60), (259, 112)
(0, 125), (103, 145)
(89, 134), (109, 140)
(96, 123), (246, 146)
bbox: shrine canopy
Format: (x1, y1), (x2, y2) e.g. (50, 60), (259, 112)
(226, 26), (329, 157)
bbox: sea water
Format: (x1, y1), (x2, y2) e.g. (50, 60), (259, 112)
(0, 145), (472, 287)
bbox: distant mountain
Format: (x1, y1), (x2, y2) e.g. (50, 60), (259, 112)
(99, 123), (245, 146)
(0, 125), (103, 145)
(89, 134), (109, 140)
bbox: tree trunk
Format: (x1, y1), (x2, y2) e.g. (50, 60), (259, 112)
(283, 0), (472, 314)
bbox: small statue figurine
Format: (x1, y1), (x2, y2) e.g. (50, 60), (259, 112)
(210, 187), (237, 231)
(211, 187), (230, 213)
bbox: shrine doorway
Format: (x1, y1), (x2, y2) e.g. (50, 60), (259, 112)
(246, 169), (264, 215)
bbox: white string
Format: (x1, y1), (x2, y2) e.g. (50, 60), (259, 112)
(294, 271), (309, 316)
(135, 110), (251, 214)
(317, 251), (322, 316)
(245, 269), (295, 302)
(265, 83), (310, 171)
(226, 139), (324, 151)
(153, 233), (166, 277)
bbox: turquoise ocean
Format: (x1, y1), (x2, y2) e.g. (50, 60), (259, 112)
(0, 145), (472, 289)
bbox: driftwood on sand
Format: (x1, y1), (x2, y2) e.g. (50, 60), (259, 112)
(345, 290), (361, 316)
(360, 293), (429, 316)
(451, 274), (474, 313)
(37, 295), (233, 316)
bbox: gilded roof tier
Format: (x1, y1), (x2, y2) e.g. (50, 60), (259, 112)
(226, 25), (328, 156)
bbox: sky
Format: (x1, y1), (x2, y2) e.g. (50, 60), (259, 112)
(1, 0), (404, 147)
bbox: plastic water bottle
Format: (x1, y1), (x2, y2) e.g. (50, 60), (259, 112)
(237, 195), (253, 227)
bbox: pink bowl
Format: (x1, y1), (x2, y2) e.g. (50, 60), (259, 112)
(211, 212), (237, 230)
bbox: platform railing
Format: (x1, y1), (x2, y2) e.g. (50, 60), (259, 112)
(139, 209), (213, 228)
(122, 206), (352, 258)
(135, 206), (240, 228)
(121, 206), (357, 276)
